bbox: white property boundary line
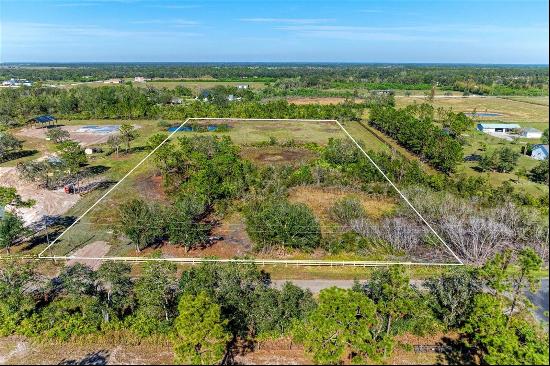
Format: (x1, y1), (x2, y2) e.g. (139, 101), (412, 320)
(34, 117), (463, 266)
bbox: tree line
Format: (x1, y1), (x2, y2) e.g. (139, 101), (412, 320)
(369, 103), (468, 173)
(0, 249), (547, 365)
(2, 64), (547, 95)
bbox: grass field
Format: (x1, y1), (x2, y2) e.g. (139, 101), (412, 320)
(458, 130), (548, 196)
(396, 95), (549, 124)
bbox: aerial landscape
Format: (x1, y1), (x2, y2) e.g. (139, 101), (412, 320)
(0, 0), (548, 365)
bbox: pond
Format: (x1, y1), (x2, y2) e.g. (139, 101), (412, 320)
(465, 112), (502, 117)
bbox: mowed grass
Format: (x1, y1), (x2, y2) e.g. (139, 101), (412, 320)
(396, 95), (549, 124)
(458, 130), (548, 196)
(188, 119), (347, 145)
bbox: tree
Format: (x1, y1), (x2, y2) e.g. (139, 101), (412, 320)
(363, 267), (435, 339)
(46, 127), (70, 143)
(57, 140), (86, 173)
(0, 212), (27, 254)
(0, 132), (22, 162)
(97, 262), (134, 322)
(57, 263), (97, 297)
(529, 160), (549, 185)
(132, 261), (179, 336)
(172, 292), (231, 365)
(119, 199), (164, 252)
(506, 248), (543, 325)
(293, 287), (387, 364)
(496, 147), (520, 173)
(165, 195), (210, 252)
(244, 199), (321, 251)
(251, 282), (315, 337)
(0, 261), (37, 336)
(180, 262), (270, 337)
(425, 268), (482, 328)
(461, 293), (549, 365)
(542, 128), (549, 144)
(119, 124), (139, 153)
(107, 135), (122, 156)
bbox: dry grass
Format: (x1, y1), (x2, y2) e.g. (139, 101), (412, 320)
(396, 96), (549, 123)
(288, 186), (396, 223)
(240, 146), (318, 166)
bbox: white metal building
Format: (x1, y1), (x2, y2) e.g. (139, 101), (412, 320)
(477, 123), (521, 134)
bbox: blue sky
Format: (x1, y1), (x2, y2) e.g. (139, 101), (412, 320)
(1, 0), (548, 63)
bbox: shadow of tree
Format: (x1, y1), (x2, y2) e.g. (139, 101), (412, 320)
(58, 350), (110, 365)
(23, 215), (78, 251)
(0, 149), (38, 163)
(435, 335), (477, 365)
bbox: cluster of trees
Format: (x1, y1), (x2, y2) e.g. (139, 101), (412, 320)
(119, 196), (210, 252)
(369, 104), (465, 173)
(3, 64), (547, 95)
(0, 131), (23, 162)
(478, 146), (521, 173)
(1, 250), (546, 365)
(0, 85), (362, 125)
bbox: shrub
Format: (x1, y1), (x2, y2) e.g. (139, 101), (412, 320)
(244, 199), (321, 251)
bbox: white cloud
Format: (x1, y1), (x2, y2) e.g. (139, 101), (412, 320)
(240, 18), (334, 24)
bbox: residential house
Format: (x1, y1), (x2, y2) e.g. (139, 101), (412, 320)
(531, 144), (549, 160)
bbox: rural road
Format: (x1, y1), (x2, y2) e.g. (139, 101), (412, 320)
(272, 278), (550, 322)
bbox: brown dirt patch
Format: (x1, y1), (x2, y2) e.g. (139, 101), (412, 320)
(67, 241), (111, 270)
(135, 173), (167, 202)
(288, 186), (396, 222)
(235, 338), (311, 365)
(0, 335), (174, 365)
(0, 166), (80, 226)
(240, 146), (317, 166)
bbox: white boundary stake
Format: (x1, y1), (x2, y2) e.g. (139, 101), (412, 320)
(34, 117), (463, 266)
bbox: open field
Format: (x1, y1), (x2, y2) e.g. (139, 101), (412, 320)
(396, 95), (549, 124)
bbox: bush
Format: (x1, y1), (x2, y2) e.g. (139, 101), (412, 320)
(327, 196), (366, 225)
(244, 199), (321, 251)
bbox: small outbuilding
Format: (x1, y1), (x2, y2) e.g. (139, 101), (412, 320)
(520, 128), (543, 139)
(477, 123), (521, 134)
(531, 144), (549, 160)
(28, 114), (57, 127)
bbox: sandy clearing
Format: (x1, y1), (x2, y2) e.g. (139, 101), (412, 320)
(67, 241), (111, 270)
(16, 125), (141, 147)
(0, 167), (80, 226)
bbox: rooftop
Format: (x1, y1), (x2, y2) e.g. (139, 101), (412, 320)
(478, 123), (521, 129)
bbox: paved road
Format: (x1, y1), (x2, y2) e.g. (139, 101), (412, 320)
(273, 278), (549, 322)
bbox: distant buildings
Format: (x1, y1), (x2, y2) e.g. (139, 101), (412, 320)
(134, 76), (150, 83)
(236, 84), (249, 89)
(477, 123), (521, 134)
(1, 78), (32, 87)
(531, 144), (549, 160)
(520, 128), (543, 139)
(103, 78), (124, 84)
